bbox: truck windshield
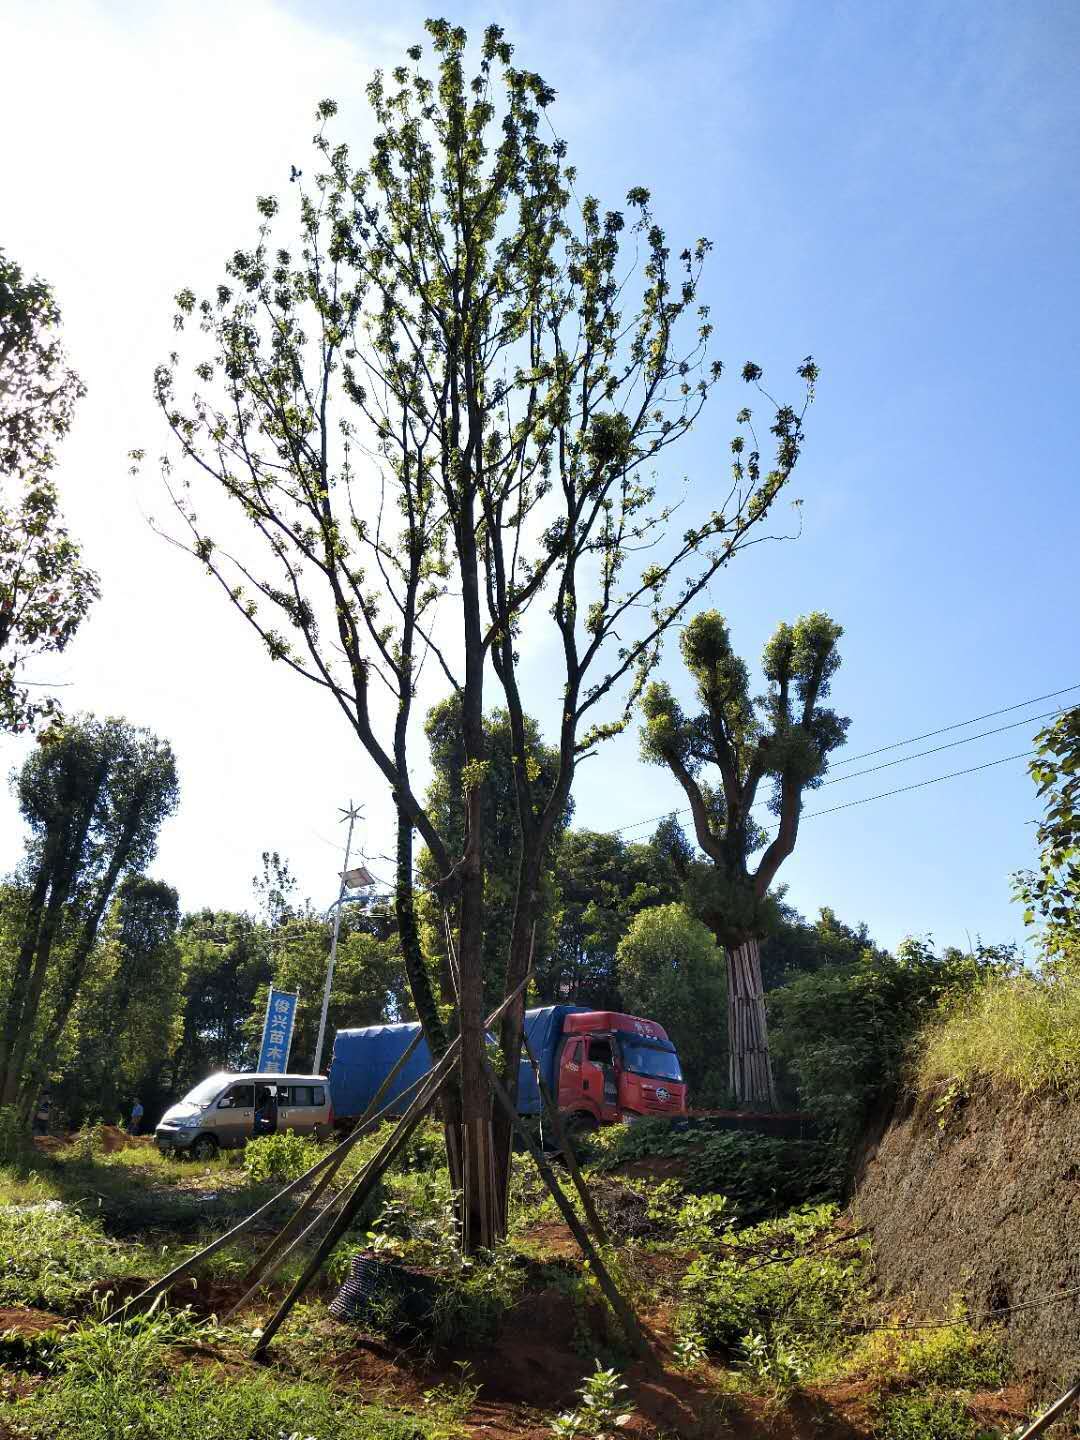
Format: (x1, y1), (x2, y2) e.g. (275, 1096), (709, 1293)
(619, 1042), (683, 1082)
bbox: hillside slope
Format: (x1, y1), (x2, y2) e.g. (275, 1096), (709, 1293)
(855, 1080), (1080, 1394)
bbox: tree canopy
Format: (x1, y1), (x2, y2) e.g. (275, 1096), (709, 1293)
(0, 250), (98, 732)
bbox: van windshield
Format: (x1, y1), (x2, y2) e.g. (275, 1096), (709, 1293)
(618, 1042), (683, 1082)
(182, 1073), (230, 1106)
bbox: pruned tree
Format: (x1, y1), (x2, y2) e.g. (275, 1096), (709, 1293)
(0, 250), (99, 732)
(639, 610), (848, 1107)
(148, 21), (816, 1245)
(0, 716), (179, 1122)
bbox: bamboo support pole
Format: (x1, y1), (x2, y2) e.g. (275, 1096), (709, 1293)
(234, 1027), (426, 1296)
(520, 1030), (610, 1248)
(1014, 1381), (1080, 1440)
(251, 974), (532, 1357)
(222, 1061), (433, 1320)
(105, 1118), (382, 1323)
(252, 1040), (456, 1355)
(481, 1054), (654, 1365)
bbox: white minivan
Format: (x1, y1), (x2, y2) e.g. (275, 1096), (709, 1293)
(155, 1071), (332, 1160)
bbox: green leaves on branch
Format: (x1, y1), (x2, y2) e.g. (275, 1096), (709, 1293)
(0, 250), (98, 732)
(1014, 707), (1080, 955)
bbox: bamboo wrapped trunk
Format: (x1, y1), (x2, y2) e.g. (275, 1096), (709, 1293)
(726, 937), (777, 1109)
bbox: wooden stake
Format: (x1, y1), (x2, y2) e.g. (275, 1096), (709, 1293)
(234, 1027), (426, 1297)
(251, 974), (532, 1357)
(1014, 1381), (1080, 1440)
(481, 1054), (654, 1365)
(104, 1109), (388, 1323)
(520, 1030), (610, 1248)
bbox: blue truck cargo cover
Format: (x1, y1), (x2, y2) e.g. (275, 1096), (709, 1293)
(329, 1005), (590, 1121)
(328, 1022), (434, 1120)
(516, 1005), (589, 1116)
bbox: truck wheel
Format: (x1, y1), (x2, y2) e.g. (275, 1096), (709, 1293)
(189, 1135), (218, 1163)
(565, 1112), (599, 1139)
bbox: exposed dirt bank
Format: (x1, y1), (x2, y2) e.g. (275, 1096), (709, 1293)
(855, 1078), (1080, 1396)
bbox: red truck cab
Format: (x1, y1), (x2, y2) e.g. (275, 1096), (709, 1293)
(554, 1010), (687, 1127)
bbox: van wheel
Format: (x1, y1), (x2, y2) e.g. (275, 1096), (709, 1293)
(189, 1135), (218, 1163)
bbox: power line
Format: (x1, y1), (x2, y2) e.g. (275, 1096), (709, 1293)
(797, 748), (1035, 822)
(617, 746), (1038, 839)
(613, 688), (1075, 837)
(810, 706), (1060, 790)
(832, 682), (1079, 767)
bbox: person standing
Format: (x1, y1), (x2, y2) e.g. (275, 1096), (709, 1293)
(33, 1093), (52, 1137)
(253, 1085), (278, 1137)
(129, 1097), (144, 1135)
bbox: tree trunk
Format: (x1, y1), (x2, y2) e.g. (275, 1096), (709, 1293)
(491, 850), (542, 1229)
(392, 804), (463, 1197)
(725, 937), (777, 1110)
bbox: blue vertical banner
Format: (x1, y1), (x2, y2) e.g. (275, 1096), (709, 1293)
(258, 988), (298, 1073)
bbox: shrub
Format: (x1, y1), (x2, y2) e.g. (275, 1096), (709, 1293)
(898, 1321), (1009, 1391)
(770, 940), (1016, 1141)
(589, 1120), (841, 1222)
(243, 1130), (322, 1183)
(679, 1203), (869, 1378)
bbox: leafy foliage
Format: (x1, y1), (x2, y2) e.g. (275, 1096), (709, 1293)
(615, 902), (726, 1096)
(639, 610), (848, 948)
(539, 826), (684, 1005)
(549, 1362), (634, 1439)
(0, 249), (98, 732)
(1015, 707), (1080, 964)
(769, 938), (1016, 1140)
(679, 1203), (869, 1374)
(0, 716), (179, 1120)
(242, 1130), (321, 1184)
(589, 1120), (841, 1220)
(419, 696), (570, 1013)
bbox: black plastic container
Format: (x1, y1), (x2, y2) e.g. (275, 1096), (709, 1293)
(328, 1252), (440, 1338)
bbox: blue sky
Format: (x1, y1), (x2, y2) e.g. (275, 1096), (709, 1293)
(0, 0), (1077, 953)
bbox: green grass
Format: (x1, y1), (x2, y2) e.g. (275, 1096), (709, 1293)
(874, 1389), (992, 1440)
(0, 1203), (150, 1311)
(918, 972), (1080, 1097)
(0, 1306), (441, 1440)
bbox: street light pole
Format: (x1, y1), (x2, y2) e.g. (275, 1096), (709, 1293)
(313, 802), (362, 1075)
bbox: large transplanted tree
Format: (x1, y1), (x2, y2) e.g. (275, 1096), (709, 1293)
(150, 20), (817, 1246)
(0, 250), (99, 732)
(640, 611), (848, 1107)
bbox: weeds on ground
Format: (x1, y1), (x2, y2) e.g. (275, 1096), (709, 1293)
(678, 1203), (870, 1388)
(874, 1388), (990, 1440)
(584, 1122), (841, 1220)
(0, 1202), (144, 1311)
(0, 1301), (438, 1440)
(917, 970), (1080, 1098)
(549, 1362), (634, 1439)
